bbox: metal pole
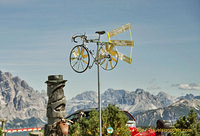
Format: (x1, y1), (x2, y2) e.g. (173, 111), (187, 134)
(96, 37), (102, 136)
(97, 64), (102, 136)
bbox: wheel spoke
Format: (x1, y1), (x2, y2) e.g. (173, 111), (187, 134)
(81, 61), (84, 70)
(99, 54), (104, 59)
(77, 46), (80, 55)
(82, 54), (88, 58)
(111, 57), (117, 62)
(108, 44), (114, 51)
(80, 48), (85, 56)
(106, 61), (108, 70)
(99, 49), (106, 59)
(77, 60), (80, 71)
(109, 50), (117, 56)
(100, 59), (106, 65)
(82, 60), (88, 64)
(72, 60), (78, 67)
(71, 57), (78, 60)
(105, 44), (109, 51)
(100, 48), (106, 55)
(72, 51), (78, 57)
(109, 61), (113, 69)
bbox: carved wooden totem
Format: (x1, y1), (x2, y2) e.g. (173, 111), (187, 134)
(44, 75), (68, 136)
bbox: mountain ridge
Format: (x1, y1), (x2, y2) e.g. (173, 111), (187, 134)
(66, 88), (177, 115)
(1, 70), (200, 129)
(134, 99), (200, 127)
(0, 70), (47, 128)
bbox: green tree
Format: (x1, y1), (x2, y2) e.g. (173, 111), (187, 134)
(0, 127), (2, 136)
(69, 104), (131, 136)
(102, 104), (130, 136)
(169, 109), (200, 136)
(69, 122), (81, 136)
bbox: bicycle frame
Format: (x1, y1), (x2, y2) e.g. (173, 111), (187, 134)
(70, 33), (118, 73)
(72, 34), (111, 69)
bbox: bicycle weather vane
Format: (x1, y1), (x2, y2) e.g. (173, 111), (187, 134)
(69, 23), (134, 136)
(69, 23), (134, 73)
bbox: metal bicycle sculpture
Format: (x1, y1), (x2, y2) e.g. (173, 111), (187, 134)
(70, 23), (134, 73)
(69, 23), (134, 136)
(70, 31), (118, 73)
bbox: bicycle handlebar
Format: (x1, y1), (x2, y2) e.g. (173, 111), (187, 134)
(72, 33), (105, 44)
(72, 34), (87, 43)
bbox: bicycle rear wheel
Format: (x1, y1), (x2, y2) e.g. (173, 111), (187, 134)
(69, 45), (90, 73)
(99, 44), (118, 71)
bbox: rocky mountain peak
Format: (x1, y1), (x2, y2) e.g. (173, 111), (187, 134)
(157, 91), (175, 99)
(0, 70), (47, 128)
(157, 91), (168, 96)
(185, 94), (195, 99)
(157, 91), (176, 103)
(0, 71), (11, 81)
(21, 80), (32, 90)
(101, 89), (129, 105)
(103, 88), (127, 96)
(12, 76), (21, 84)
(135, 88), (145, 94)
(5, 72), (12, 77)
(171, 99), (200, 109)
(134, 98), (200, 127)
(72, 91), (97, 101)
(177, 93), (200, 100)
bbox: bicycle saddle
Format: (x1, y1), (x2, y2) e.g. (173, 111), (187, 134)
(95, 31), (105, 35)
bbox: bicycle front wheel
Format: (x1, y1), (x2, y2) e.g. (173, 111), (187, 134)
(69, 45), (90, 73)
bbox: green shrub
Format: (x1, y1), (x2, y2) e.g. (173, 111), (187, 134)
(69, 104), (131, 136)
(169, 109), (200, 136)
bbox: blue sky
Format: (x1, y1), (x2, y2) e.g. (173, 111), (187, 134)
(0, 0), (200, 99)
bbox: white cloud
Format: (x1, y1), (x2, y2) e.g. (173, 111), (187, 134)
(172, 83), (200, 91)
(179, 83), (200, 90)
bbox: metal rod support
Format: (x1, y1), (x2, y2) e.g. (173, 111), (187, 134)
(97, 64), (102, 136)
(96, 36), (102, 136)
